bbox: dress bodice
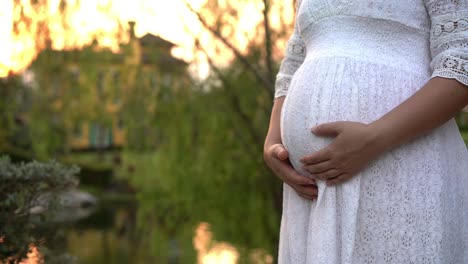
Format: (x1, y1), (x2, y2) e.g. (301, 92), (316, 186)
(296, 0), (430, 35)
(274, 0), (468, 99)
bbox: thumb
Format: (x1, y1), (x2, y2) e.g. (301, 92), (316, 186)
(311, 122), (345, 137)
(273, 144), (289, 161)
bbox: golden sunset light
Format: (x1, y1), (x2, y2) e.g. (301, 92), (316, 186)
(19, 245), (43, 264)
(0, 0), (294, 78)
(2, 0), (468, 263)
(0, 2), (299, 262)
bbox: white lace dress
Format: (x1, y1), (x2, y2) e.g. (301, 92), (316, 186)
(275, 0), (468, 263)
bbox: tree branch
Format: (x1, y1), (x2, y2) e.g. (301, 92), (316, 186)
(194, 40), (264, 151)
(183, 1), (274, 100)
(262, 0), (275, 85)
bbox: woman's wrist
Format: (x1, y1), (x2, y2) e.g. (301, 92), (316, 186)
(264, 134), (283, 151)
(366, 120), (395, 154)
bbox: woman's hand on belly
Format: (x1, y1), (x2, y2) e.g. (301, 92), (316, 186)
(264, 143), (319, 200)
(300, 121), (383, 186)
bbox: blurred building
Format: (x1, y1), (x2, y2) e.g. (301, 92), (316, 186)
(29, 22), (188, 151)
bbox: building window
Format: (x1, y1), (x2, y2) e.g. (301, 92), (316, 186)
(113, 71), (121, 104)
(89, 123), (113, 149)
(73, 123), (82, 138)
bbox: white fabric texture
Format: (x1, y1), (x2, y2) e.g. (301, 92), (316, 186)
(276, 0), (468, 263)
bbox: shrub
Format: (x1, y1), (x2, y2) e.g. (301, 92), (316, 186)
(0, 156), (79, 263)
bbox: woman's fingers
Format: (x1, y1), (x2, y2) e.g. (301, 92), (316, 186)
(264, 143), (318, 200)
(289, 172), (315, 186)
(311, 169), (341, 180)
(326, 173), (352, 186)
(272, 157), (315, 186)
(274, 159), (318, 200)
(311, 122), (346, 137)
(300, 148), (331, 165)
(293, 184), (318, 199)
(271, 144), (289, 161)
(297, 192), (317, 200)
(265, 145), (315, 185)
(302, 160), (334, 174)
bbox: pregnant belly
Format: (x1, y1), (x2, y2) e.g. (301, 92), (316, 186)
(280, 56), (429, 172)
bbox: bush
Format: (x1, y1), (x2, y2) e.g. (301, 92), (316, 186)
(0, 156), (79, 263)
(0, 156), (79, 215)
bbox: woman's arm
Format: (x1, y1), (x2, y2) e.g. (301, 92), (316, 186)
(264, 97), (318, 200)
(263, 0), (318, 200)
(264, 97), (285, 150)
(372, 77), (468, 151)
(300, 77), (468, 186)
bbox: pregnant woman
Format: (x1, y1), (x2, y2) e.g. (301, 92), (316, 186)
(263, 0), (468, 263)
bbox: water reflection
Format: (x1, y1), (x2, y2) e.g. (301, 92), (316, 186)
(66, 201), (139, 264)
(193, 223), (273, 264)
(0, 244), (44, 264)
(194, 222), (239, 264)
(19, 245), (42, 264)
(2, 199), (273, 263)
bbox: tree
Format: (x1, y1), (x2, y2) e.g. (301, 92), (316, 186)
(127, 1), (299, 260)
(6, 0), (130, 158)
(0, 73), (32, 153)
(6, 0), (300, 261)
(11, 0), (126, 71)
(183, 0), (297, 217)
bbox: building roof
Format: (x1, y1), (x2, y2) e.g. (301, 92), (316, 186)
(139, 33), (176, 48)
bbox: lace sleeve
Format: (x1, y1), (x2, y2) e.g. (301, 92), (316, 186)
(274, 0), (307, 99)
(425, 0), (468, 86)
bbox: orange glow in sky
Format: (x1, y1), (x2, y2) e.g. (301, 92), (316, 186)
(0, 0), (294, 78)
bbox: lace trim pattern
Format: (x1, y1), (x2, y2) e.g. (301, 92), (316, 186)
(432, 17), (468, 38)
(427, 1), (468, 91)
(426, 0), (463, 16)
(430, 13), (468, 48)
(284, 38), (307, 66)
(274, 77), (291, 98)
(432, 54), (468, 85)
(437, 38), (468, 53)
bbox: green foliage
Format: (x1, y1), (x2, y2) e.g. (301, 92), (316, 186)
(121, 56), (282, 262)
(457, 112), (468, 129)
(0, 76), (32, 151)
(0, 223), (78, 264)
(27, 47), (115, 157)
(455, 112), (468, 146)
(461, 130), (468, 146)
(121, 68), (160, 151)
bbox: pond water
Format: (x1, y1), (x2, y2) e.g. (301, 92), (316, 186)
(7, 199), (273, 264)
(65, 201), (140, 264)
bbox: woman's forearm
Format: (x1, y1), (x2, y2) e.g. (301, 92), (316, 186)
(370, 77), (468, 152)
(264, 97), (285, 150)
